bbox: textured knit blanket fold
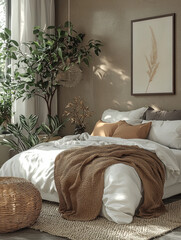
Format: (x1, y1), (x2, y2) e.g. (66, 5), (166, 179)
(54, 144), (166, 221)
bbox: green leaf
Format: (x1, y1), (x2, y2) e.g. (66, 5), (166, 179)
(35, 126), (43, 135)
(11, 40), (19, 46)
(58, 48), (63, 58)
(47, 26), (56, 29)
(19, 84), (25, 89)
(60, 30), (67, 37)
(57, 28), (61, 38)
(11, 52), (17, 60)
(78, 55), (81, 64)
(10, 46), (17, 51)
(63, 65), (70, 71)
(0, 139), (20, 152)
(29, 115), (39, 130)
(83, 58), (89, 66)
(0, 33), (5, 40)
(40, 123), (51, 135)
(19, 73), (28, 78)
(33, 29), (40, 34)
(19, 115), (30, 132)
(37, 64), (42, 72)
(95, 50), (99, 56)
(5, 28), (11, 36)
(47, 40), (53, 46)
(64, 21), (73, 28)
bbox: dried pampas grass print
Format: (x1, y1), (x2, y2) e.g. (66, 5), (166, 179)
(145, 26), (159, 93)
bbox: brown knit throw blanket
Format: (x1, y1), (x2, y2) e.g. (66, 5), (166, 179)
(54, 144), (166, 221)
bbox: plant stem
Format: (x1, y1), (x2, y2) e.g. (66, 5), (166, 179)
(145, 81), (150, 93)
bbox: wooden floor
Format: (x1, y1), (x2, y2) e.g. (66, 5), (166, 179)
(0, 194), (181, 240)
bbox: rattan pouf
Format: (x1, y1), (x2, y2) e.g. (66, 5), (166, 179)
(0, 177), (42, 233)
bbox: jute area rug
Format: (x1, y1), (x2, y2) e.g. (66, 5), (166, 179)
(31, 200), (181, 240)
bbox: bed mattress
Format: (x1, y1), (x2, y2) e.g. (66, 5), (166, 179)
(0, 133), (180, 224)
(163, 148), (181, 198)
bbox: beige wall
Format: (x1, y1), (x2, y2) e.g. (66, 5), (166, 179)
(55, 0), (181, 135)
(0, 135), (11, 166)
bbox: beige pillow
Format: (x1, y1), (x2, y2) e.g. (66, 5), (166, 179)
(91, 120), (119, 137)
(112, 121), (152, 139)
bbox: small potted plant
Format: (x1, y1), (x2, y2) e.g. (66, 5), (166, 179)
(0, 114), (65, 153)
(63, 96), (92, 134)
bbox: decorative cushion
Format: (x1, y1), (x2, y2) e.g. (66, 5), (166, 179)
(143, 120), (181, 149)
(143, 109), (181, 121)
(112, 121), (152, 139)
(101, 107), (148, 123)
(91, 120), (119, 137)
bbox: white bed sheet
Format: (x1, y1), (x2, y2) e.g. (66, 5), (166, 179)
(163, 148), (181, 198)
(0, 133), (180, 224)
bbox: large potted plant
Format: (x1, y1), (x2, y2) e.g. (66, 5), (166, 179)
(0, 23), (102, 151)
(12, 21), (102, 118)
(0, 22), (102, 119)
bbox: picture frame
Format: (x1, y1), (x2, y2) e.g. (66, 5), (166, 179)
(131, 13), (175, 95)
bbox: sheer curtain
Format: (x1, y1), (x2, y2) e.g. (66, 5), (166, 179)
(11, 0), (56, 124)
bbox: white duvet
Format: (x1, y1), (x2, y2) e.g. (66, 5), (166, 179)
(0, 133), (180, 224)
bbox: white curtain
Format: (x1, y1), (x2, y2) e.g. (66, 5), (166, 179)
(11, 0), (56, 124)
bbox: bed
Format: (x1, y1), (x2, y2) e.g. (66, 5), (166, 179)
(0, 107), (181, 224)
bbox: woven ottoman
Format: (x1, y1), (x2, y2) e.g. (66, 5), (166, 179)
(0, 177), (42, 233)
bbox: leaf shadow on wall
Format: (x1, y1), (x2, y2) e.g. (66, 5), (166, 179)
(92, 56), (133, 111)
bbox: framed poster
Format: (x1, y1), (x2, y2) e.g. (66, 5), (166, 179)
(131, 13), (175, 95)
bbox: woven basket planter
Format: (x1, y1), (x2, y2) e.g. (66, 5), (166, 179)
(0, 177), (42, 233)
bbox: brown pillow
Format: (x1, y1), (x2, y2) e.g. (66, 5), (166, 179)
(91, 120), (119, 137)
(112, 121), (152, 139)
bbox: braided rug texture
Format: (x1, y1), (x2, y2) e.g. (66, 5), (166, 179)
(31, 200), (181, 240)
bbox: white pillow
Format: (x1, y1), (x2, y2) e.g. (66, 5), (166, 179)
(101, 107), (147, 123)
(143, 120), (181, 149)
